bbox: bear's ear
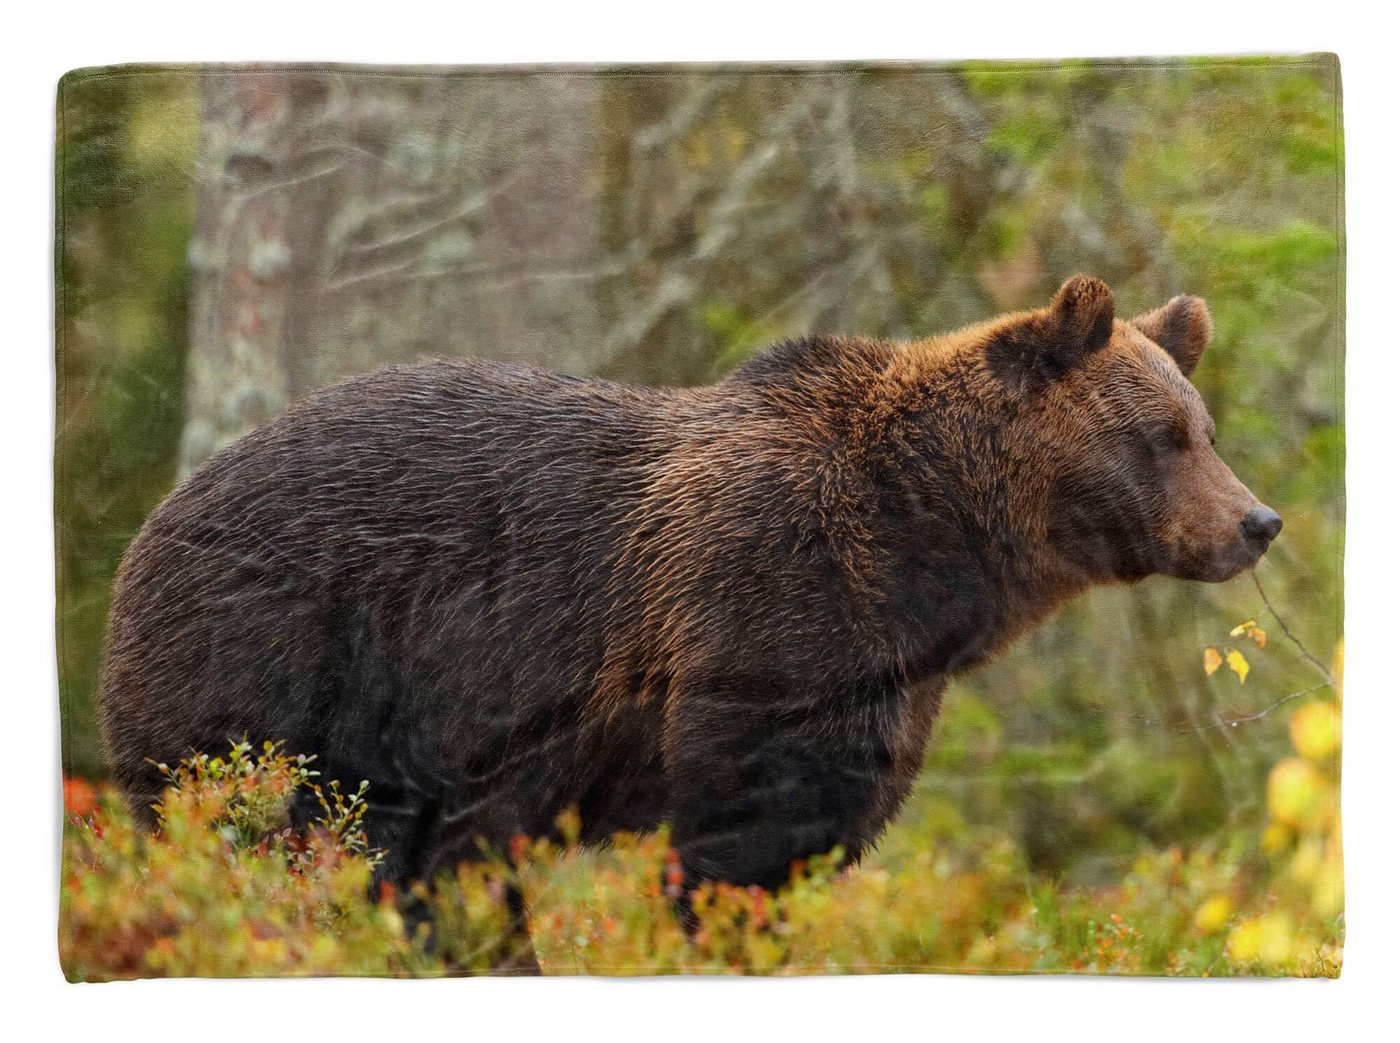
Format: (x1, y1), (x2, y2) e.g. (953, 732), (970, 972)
(986, 275), (1116, 380)
(1130, 294), (1213, 377)
(1048, 275), (1117, 363)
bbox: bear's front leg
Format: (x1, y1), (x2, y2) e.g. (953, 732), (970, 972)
(663, 675), (891, 896)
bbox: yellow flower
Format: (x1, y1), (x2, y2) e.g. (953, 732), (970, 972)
(1312, 835), (1345, 918)
(1313, 867), (1344, 919)
(1260, 822), (1292, 855)
(1257, 912), (1299, 966)
(1289, 837), (1323, 883)
(1289, 701), (1341, 762)
(1227, 918), (1261, 962)
(1267, 758), (1330, 830)
(1228, 912), (1297, 967)
(1193, 895), (1233, 934)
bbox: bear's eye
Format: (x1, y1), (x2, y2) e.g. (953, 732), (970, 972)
(1147, 424), (1185, 453)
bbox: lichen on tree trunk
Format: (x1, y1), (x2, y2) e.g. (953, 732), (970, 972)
(181, 67), (605, 473)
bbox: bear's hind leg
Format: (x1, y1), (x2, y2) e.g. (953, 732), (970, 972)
(411, 809), (541, 975)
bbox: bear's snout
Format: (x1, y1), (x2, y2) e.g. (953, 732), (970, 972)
(1239, 505), (1283, 546)
(1182, 497), (1281, 582)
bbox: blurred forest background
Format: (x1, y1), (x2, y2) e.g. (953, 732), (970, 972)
(56, 59), (1343, 975)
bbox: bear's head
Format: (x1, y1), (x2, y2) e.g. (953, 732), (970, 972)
(968, 275), (1280, 586)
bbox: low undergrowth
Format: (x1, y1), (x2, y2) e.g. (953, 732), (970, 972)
(60, 705), (1341, 979)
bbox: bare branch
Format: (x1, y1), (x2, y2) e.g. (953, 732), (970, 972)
(1251, 570), (1337, 685)
(1183, 681), (1333, 735)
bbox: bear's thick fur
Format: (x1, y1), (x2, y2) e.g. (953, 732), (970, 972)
(98, 276), (1278, 899)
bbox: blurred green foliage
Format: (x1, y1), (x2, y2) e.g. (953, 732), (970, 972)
(57, 69), (197, 776)
(56, 59), (1342, 949)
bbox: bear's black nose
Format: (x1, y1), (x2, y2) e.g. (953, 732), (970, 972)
(1240, 505), (1283, 544)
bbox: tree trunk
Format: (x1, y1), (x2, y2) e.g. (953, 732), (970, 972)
(181, 68), (604, 473)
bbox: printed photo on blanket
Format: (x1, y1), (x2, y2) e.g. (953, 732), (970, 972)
(55, 57), (1344, 978)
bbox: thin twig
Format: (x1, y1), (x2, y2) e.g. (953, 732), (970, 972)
(1184, 681), (1332, 735)
(1251, 570), (1337, 685)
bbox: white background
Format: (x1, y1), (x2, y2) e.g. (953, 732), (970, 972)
(3, 3), (1393, 1038)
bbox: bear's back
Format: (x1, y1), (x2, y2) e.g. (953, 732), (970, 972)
(98, 360), (697, 823)
(97, 346), (894, 846)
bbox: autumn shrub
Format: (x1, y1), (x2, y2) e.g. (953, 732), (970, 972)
(513, 817), (1337, 976)
(61, 650), (1343, 979)
(60, 742), (430, 980)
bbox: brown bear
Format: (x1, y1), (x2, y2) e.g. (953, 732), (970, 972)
(97, 275), (1278, 918)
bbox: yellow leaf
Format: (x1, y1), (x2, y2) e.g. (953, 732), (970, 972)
(1203, 647), (1223, 676)
(1229, 620), (1257, 638)
(1226, 649), (1250, 684)
(1250, 626), (1267, 649)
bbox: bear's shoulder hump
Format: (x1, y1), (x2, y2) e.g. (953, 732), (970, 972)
(726, 335), (892, 388)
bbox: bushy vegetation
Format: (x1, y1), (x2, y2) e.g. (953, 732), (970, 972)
(60, 744), (427, 979)
(61, 638), (1341, 979)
